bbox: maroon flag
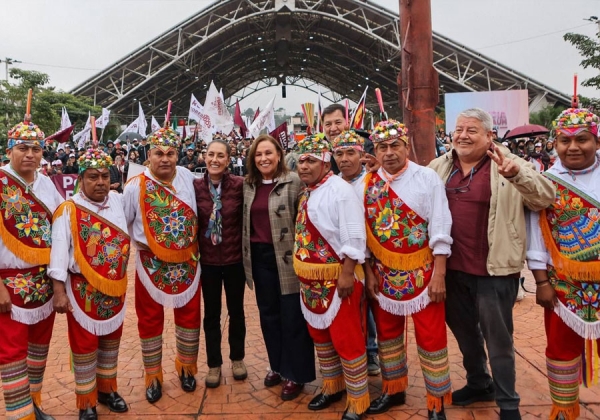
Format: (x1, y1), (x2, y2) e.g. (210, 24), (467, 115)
(50, 174), (78, 199)
(181, 124), (187, 140)
(269, 122), (289, 150)
(253, 107), (260, 123)
(234, 100), (248, 135)
(44, 124), (75, 143)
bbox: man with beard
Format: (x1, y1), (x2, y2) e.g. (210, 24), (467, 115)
(49, 149), (130, 420)
(294, 134), (369, 420)
(0, 108), (63, 420)
(123, 123), (201, 403)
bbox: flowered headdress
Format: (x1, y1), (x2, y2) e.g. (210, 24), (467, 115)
(552, 108), (599, 137)
(7, 121), (45, 150)
(332, 130), (364, 152)
(147, 126), (181, 150)
(370, 120), (409, 144)
(297, 133), (332, 162)
(77, 148), (113, 175)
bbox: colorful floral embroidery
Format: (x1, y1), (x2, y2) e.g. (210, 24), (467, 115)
(79, 218), (129, 280)
(301, 280), (335, 310)
(551, 267), (600, 322)
(144, 184), (196, 249)
(141, 254), (195, 294)
(75, 280), (122, 320)
(372, 260), (431, 300)
(3, 271), (52, 304)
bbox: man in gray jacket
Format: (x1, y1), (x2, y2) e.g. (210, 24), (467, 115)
(429, 108), (555, 420)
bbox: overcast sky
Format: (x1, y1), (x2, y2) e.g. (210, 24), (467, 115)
(1, 0), (598, 116)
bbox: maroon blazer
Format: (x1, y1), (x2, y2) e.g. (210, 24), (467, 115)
(194, 172), (244, 266)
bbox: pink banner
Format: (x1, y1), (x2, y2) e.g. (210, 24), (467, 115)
(51, 174), (78, 199)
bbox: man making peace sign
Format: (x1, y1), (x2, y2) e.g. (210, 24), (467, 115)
(429, 108), (555, 420)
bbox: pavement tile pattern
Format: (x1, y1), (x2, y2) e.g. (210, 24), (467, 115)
(2, 255), (600, 419)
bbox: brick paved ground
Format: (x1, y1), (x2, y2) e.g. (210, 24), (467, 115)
(2, 258), (600, 419)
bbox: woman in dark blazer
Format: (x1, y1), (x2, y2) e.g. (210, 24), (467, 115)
(242, 134), (316, 401)
(194, 139), (246, 389)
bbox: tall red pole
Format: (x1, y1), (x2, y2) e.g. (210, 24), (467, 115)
(398, 0), (438, 165)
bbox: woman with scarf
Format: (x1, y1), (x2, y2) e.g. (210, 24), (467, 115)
(194, 138), (247, 389)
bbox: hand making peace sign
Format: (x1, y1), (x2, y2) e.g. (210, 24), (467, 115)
(487, 145), (520, 179)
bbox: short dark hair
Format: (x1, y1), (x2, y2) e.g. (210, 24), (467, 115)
(321, 103), (345, 123)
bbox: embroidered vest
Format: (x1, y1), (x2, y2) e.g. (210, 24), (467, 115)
(364, 172), (434, 315)
(0, 266), (53, 325)
(540, 174), (600, 333)
(54, 201), (130, 297)
(0, 171), (53, 265)
(138, 174), (199, 263)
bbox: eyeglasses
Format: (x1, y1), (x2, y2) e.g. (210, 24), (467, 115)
(445, 168), (474, 194)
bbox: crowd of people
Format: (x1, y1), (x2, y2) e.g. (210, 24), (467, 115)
(0, 100), (599, 420)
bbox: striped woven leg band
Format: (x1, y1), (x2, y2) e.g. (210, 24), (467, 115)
(0, 359), (35, 420)
(315, 341), (345, 395)
(73, 351), (98, 410)
(141, 335), (163, 387)
(97, 338), (120, 394)
(379, 335), (408, 395)
(547, 356), (581, 420)
(27, 342), (49, 406)
(341, 353), (370, 415)
(175, 326), (199, 376)
(417, 346), (452, 411)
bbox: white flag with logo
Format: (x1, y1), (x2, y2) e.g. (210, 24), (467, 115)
(249, 97), (276, 138)
(188, 94), (205, 123)
(204, 81), (234, 134)
(73, 113), (92, 150)
(151, 116), (161, 132)
(60, 107), (72, 130)
(119, 118), (140, 139)
(95, 108), (111, 129)
(137, 103), (147, 137)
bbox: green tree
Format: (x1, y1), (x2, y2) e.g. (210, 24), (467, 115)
(0, 69), (100, 148)
(243, 107), (254, 119)
(564, 24), (600, 90)
(529, 105), (567, 129)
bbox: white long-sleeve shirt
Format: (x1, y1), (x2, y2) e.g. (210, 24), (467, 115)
(123, 166), (197, 247)
(377, 164), (453, 256)
(527, 154), (600, 270)
(0, 166), (63, 270)
(307, 174), (366, 264)
(48, 192), (128, 282)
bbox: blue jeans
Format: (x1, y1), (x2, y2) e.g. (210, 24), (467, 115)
(367, 307), (378, 355)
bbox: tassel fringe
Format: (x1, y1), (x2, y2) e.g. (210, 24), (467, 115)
(175, 358), (198, 377)
(427, 392), (451, 412)
(382, 375), (408, 395)
(30, 391), (41, 407)
(135, 252), (200, 309)
(66, 278), (125, 335)
(300, 290), (342, 330)
(0, 219), (50, 266)
(376, 288), (431, 316)
(550, 403), (580, 420)
(367, 230), (433, 272)
(540, 210), (600, 281)
(96, 377), (117, 394)
(145, 371), (164, 388)
(11, 299), (54, 325)
(76, 389), (98, 410)
(554, 301), (600, 340)
(321, 375), (346, 395)
(293, 257), (341, 281)
(345, 392), (370, 415)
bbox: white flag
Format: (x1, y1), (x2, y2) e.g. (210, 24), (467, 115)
(137, 103), (147, 137)
(151, 116), (161, 132)
(204, 81), (234, 134)
(249, 97), (276, 138)
(73, 113), (92, 150)
(95, 108), (111, 129)
(120, 119), (140, 136)
(188, 94), (205, 123)
(60, 107), (72, 130)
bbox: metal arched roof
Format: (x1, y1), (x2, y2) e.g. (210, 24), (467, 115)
(71, 0), (571, 119)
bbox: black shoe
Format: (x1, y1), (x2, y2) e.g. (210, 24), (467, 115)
(366, 392), (406, 414)
(308, 391), (344, 410)
(500, 409), (522, 420)
(428, 407), (447, 420)
(33, 404), (55, 420)
(146, 380), (162, 403)
(98, 391), (128, 413)
(367, 353), (381, 376)
(341, 409), (362, 420)
(180, 371), (197, 392)
(78, 407), (97, 420)
(451, 384), (495, 406)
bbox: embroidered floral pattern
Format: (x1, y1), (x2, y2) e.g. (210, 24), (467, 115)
(74, 279), (122, 320)
(3, 271), (52, 305)
(301, 280), (335, 310)
(0, 181), (52, 248)
(141, 253), (196, 295)
(372, 260), (431, 300)
(144, 183), (196, 249)
(550, 267), (600, 322)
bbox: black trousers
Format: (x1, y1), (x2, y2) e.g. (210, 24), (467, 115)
(251, 243), (316, 384)
(201, 262), (246, 368)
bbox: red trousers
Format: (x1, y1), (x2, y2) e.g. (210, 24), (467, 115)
(135, 273), (201, 386)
